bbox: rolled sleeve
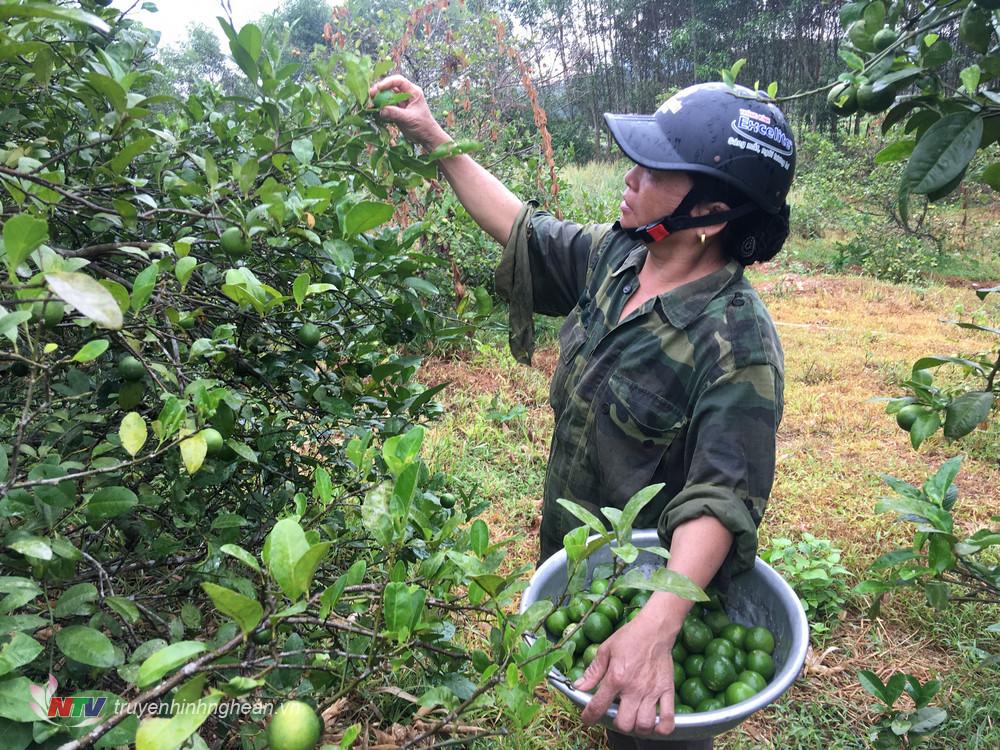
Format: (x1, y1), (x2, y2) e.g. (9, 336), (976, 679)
(656, 363), (783, 579)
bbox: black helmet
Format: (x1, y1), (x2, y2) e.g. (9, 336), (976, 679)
(604, 82), (796, 215)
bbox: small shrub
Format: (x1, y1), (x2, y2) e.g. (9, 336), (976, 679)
(760, 533), (851, 636)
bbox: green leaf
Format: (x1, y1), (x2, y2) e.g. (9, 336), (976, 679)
(0, 632), (42, 677)
(0, 3), (110, 32)
(292, 542), (332, 598)
(960, 65), (981, 97)
(265, 518), (310, 599)
(344, 201), (394, 235)
(382, 426), (423, 477)
(137, 641), (206, 689)
(200, 583), (262, 635)
(46, 271), (123, 329)
(220, 544), (260, 574)
(54, 583), (98, 618)
(292, 273), (309, 307)
(619, 483), (664, 537)
(923, 456), (962, 506)
(134, 691), (221, 750)
(72, 338), (109, 363)
(86, 486), (138, 524)
(403, 277), (439, 296)
(909, 706), (947, 733)
(927, 534), (956, 575)
(0, 676), (37, 722)
(858, 669), (888, 704)
(470, 519), (489, 557)
(616, 567), (707, 602)
(875, 140), (916, 164)
(8, 537), (52, 560)
(105, 596), (140, 624)
(110, 136), (156, 173)
(943, 392), (993, 440)
(175, 256), (198, 292)
(237, 23), (263, 61)
(3, 214), (47, 277)
(0, 311), (31, 343)
(180, 434), (207, 475)
(382, 582), (425, 641)
(981, 164), (1000, 192)
(839, 48), (864, 71)
(291, 138), (313, 165)
(131, 264), (160, 312)
(904, 112), (983, 195)
(55, 625), (118, 668)
(119, 412), (148, 457)
(923, 580), (949, 609)
(909, 410), (941, 449)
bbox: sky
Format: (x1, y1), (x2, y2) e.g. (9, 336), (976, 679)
(109, 0), (282, 50)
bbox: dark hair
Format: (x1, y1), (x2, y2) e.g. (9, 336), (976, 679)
(687, 174), (790, 265)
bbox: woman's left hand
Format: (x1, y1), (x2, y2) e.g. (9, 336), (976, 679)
(574, 604), (681, 736)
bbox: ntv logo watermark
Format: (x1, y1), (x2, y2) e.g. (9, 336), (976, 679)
(29, 675), (104, 728)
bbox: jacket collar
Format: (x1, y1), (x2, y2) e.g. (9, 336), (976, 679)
(611, 245), (745, 329)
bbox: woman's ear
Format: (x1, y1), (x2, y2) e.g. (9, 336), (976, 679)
(692, 201), (731, 240)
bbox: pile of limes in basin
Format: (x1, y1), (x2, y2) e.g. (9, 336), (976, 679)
(542, 574), (778, 714)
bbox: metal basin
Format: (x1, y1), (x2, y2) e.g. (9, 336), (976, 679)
(519, 529), (809, 741)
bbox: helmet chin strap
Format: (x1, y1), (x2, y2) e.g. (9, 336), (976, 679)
(616, 187), (757, 245)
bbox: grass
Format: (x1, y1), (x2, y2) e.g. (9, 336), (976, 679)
(414, 269), (999, 748)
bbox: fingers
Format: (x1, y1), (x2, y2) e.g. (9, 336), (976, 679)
(654, 690), (676, 736)
(633, 696), (660, 736)
(612, 691), (639, 734)
(574, 644), (609, 693)
(369, 74), (421, 98)
(580, 678), (618, 726)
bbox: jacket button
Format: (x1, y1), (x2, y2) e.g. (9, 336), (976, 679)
(731, 294), (745, 307)
(623, 284), (632, 294)
(601, 403), (610, 415)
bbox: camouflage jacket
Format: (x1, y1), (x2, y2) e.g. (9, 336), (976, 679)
(496, 202), (784, 580)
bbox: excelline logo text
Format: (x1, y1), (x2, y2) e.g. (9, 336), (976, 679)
(47, 696), (107, 718)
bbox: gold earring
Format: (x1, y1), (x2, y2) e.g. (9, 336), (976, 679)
(700, 233), (707, 245)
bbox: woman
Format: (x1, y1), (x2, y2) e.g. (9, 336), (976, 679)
(370, 75), (795, 749)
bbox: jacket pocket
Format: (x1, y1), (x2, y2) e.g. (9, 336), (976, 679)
(596, 373), (687, 501)
(549, 308), (587, 415)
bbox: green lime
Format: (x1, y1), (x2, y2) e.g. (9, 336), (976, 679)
(827, 82), (858, 117)
(696, 696), (725, 713)
(674, 704), (695, 714)
(746, 650), (775, 680)
(568, 626), (589, 655)
(674, 662), (686, 686)
(438, 492), (456, 509)
(701, 654), (737, 692)
(738, 670), (768, 693)
(705, 638), (736, 660)
(732, 648), (747, 672)
(298, 323), (321, 347)
(582, 642), (601, 668)
(615, 585), (639, 602)
(671, 642), (687, 663)
(118, 355), (144, 381)
(266, 700), (322, 750)
(679, 677), (711, 709)
(683, 654), (705, 678)
(703, 589), (724, 612)
(220, 226), (250, 256)
(630, 591), (650, 609)
(847, 20), (874, 52)
(873, 27), (898, 51)
(895, 404), (925, 432)
(567, 664), (586, 683)
(118, 381), (144, 410)
(720, 623), (747, 650)
(626, 608), (640, 622)
(590, 578), (610, 595)
(960, 5), (992, 53)
(252, 628), (273, 645)
(177, 313), (196, 330)
(32, 300), (65, 328)
(681, 618), (712, 654)
(744, 626), (775, 654)
(199, 427), (224, 456)
(596, 595), (624, 623)
(567, 595), (590, 622)
(857, 82), (896, 113)
(545, 608), (569, 637)
(703, 610), (730, 635)
(724, 681), (757, 707)
(582, 612), (613, 643)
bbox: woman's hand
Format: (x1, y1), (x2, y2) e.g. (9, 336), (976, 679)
(369, 75), (451, 151)
(575, 602), (681, 736)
